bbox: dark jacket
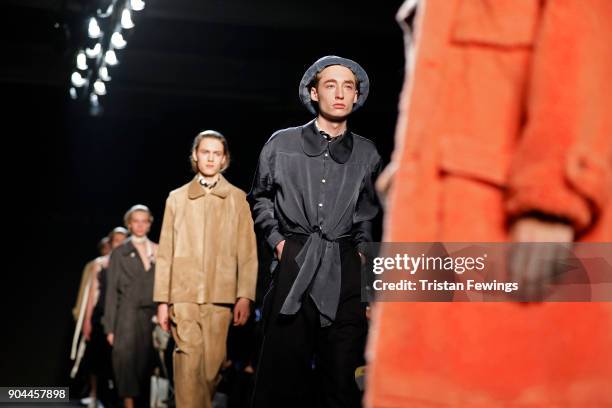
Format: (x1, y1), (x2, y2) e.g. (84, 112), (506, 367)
(250, 119), (382, 325)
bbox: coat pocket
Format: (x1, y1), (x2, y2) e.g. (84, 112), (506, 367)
(171, 257), (200, 299)
(451, 0), (540, 47)
(213, 255), (238, 302)
(439, 136), (512, 187)
(216, 255), (237, 275)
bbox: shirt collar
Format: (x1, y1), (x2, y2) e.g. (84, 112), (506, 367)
(188, 174), (230, 199)
(197, 174), (219, 189)
(301, 119), (353, 164)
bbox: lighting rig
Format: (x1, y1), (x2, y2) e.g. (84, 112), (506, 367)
(68, 0), (146, 115)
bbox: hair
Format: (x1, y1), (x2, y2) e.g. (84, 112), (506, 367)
(190, 130), (230, 173)
(108, 226), (128, 241)
(123, 205), (154, 228)
(97, 236), (110, 253)
(310, 65), (360, 95)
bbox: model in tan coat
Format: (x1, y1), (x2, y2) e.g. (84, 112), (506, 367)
(367, 0), (612, 406)
(154, 130), (258, 408)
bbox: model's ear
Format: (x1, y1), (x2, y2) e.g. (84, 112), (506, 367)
(191, 150), (198, 162)
(353, 91), (358, 104)
(310, 87), (319, 102)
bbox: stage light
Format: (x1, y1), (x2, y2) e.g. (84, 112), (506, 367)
(88, 17), (101, 38)
(94, 80), (107, 96)
(130, 0), (145, 11)
(104, 50), (118, 66)
(90, 93), (100, 108)
(99, 66), (111, 81)
(76, 51), (88, 70)
(121, 9), (135, 29)
(85, 43), (101, 58)
(71, 71), (87, 87)
(70, 0), (144, 111)
(97, 4), (114, 18)
(111, 32), (127, 49)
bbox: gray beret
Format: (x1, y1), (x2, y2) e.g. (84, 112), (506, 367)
(299, 55), (370, 115)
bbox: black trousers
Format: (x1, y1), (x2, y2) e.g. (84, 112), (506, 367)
(252, 235), (367, 408)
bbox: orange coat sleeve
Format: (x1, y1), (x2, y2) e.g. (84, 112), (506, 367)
(506, 0), (612, 233)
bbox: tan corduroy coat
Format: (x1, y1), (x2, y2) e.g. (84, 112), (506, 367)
(154, 175), (257, 304)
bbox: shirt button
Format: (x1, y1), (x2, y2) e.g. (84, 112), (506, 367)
(318, 203), (323, 207)
(322, 179), (326, 183)
(324, 153), (328, 157)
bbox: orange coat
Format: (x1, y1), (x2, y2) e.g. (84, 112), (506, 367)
(367, 0), (612, 406)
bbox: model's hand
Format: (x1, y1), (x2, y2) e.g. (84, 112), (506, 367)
(375, 162), (397, 206)
(358, 252), (366, 266)
(157, 303), (170, 332)
(106, 333), (114, 346)
(509, 216), (574, 301)
(275, 240), (286, 260)
(511, 217), (574, 242)
(233, 298), (251, 326)
(83, 318), (92, 341)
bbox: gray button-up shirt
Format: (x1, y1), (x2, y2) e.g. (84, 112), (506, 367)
(250, 119), (382, 326)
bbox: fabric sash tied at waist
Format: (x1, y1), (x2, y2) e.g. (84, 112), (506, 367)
(280, 230), (346, 327)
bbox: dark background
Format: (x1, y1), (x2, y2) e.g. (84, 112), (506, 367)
(0, 0), (405, 386)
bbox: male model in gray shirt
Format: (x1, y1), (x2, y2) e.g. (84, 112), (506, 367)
(250, 55), (382, 408)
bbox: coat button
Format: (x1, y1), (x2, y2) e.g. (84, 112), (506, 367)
(318, 203), (323, 207)
(322, 179), (326, 183)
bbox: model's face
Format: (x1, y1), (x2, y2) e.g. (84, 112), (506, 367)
(128, 212), (151, 238)
(110, 233), (127, 249)
(310, 65), (358, 121)
(192, 138), (226, 177)
(100, 241), (112, 256)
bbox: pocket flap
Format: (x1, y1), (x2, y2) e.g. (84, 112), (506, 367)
(439, 136), (511, 187)
(451, 0), (540, 47)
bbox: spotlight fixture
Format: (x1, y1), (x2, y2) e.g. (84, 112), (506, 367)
(111, 32), (127, 49)
(97, 4), (114, 18)
(104, 50), (119, 66)
(130, 0), (145, 11)
(94, 80), (107, 96)
(88, 17), (101, 38)
(71, 71), (87, 87)
(90, 93), (100, 106)
(99, 66), (111, 81)
(85, 43), (102, 58)
(121, 8), (135, 29)
(76, 50), (88, 70)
